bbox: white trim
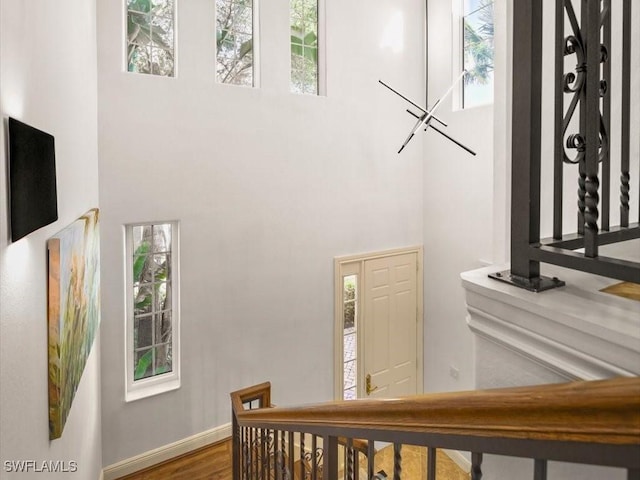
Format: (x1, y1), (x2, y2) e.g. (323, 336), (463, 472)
(98, 469), (104, 480)
(333, 246), (424, 400)
(102, 423), (232, 480)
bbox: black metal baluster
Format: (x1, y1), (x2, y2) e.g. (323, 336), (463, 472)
(534, 459), (548, 480)
(601, 0), (611, 232)
(250, 428), (255, 480)
(323, 436), (339, 480)
(346, 438), (354, 480)
(288, 431), (295, 480)
(620, 0), (631, 227)
(300, 432), (306, 480)
(281, 430), (287, 480)
(583, 0), (601, 257)
(578, 162), (587, 235)
(367, 440), (375, 480)
(427, 447), (436, 480)
(393, 443), (402, 480)
(267, 430), (272, 480)
(312, 435), (318, 480)
(275, 430), (282, 480)
(471, 452), (483, 480)
(353, 447), (359, 480)
(240, 426), (245, 480)
(553, 0), (565, 240)
(261, 429), (267, 480)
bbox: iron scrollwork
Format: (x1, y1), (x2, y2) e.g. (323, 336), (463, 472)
(561, 0), (609, 167)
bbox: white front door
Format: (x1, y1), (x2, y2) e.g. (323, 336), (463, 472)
(363, 252), (418, 398)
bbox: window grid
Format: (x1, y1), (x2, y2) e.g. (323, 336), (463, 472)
(290, 0), (319, 95)
(216, 0), (255, 86)
(126, 0), (176, 77)
(131, 224), (174, 381)
(342, 274), (357, 400)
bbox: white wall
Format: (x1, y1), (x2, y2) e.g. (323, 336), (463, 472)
(422, 0), (495, 393)
(0, 0), (102, 478)
(97, 0), (425, 465)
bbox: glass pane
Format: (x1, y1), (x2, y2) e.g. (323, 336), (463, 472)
(343, 275), (356, 301)
(127, 1), (174, 77)
(128, 0), (151, 14)
(155, 311), (172, 344)
(152, 15), (174, 49)
(343, 332), (356, 362)
(343, 301), (355, 330)
(343, 359), (357, 390)
(343, 387), (356, 401)
(151, 0), (173, 16)
(134, 348), (154, 380)
(154, 282), (169, 311)
(153, 254), (169, 281)
(217, 0), (254, 86)
(290, 0), (318, 95)
(128, 44), (151, 74)
(463, 0), (494, 108)
(153, 224), (171, 253)
(154, 343), (173, 375)
(135, 315), (153, 349)
(134, 284), (153, 315)
(132, 253), (151, 285)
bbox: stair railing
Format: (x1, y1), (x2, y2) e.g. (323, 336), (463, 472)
(231, 377), (640, 480)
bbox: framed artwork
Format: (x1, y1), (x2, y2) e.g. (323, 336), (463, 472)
(47, 208), (100, 440)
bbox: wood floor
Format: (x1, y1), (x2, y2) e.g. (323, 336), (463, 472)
(116, 439), (232, 480)
(116, 438), (469, 480)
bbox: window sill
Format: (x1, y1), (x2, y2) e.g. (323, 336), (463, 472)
(125, 375), (180, 402)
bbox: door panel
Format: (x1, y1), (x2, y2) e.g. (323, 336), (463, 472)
(363, 253), (418, 398)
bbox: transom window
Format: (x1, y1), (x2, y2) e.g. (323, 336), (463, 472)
(126, 0), (176, 77)
(216, 0), (256, 86)
(290, 0), (320, 95)
(462, 0), (494, 108)
(125, 222), (180, 401)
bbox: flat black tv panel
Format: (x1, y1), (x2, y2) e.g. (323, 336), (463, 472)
(8, 117), (58, 241)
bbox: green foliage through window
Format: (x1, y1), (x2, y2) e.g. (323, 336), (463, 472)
(131, 224), (174, 381)
(463, 0), (494, 108)
(216, 0), (254, 86)
(127, 0), (175, 76)
(290, 0), (319, 94)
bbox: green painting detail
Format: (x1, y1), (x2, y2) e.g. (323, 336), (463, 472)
(48, 209), (100, 440)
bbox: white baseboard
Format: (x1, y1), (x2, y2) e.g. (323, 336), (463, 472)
(442, 449), (471, 473)
(102, 423), (232, 480)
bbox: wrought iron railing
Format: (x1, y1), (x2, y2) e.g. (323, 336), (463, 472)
(494, 0), (639, 291)
(231, 378), (640, 480)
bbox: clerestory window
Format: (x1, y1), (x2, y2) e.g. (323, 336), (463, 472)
(126, 0), (176, 77)
(290, 0), (323, 95)
(461, 0), (494, 108)
(216, 0), (257, 86)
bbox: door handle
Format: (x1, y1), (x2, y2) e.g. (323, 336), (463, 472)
(366, 374), (378, 395)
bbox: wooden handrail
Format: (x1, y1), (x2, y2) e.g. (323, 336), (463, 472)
(235, 377), (640, 446)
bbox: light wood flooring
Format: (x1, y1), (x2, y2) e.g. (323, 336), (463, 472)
(116, 438), (469, 480)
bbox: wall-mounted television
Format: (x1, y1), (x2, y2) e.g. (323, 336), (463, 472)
(8, 117), (58, 242)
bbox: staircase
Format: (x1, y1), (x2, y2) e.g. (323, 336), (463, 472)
(231, 378), (640, 480)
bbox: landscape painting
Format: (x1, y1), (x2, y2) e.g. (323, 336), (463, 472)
(48, 208), (100, 440)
